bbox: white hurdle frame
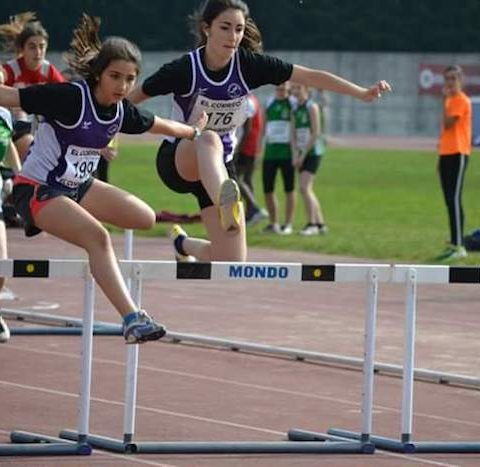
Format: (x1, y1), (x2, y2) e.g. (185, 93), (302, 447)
(4, 257), (478, 456)
(60, 261), (386, 454)
(328, 264), (480, 454)
(123, 230), (140, 445)
(0, 260), (94, 457)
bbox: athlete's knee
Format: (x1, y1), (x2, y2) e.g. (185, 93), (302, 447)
(85, 224), (112, 252)
(135, 206), (156, 230)
(199, 129), (222, 149)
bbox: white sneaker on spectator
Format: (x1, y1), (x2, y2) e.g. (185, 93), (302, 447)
(263, 223), (282, 234)
(300, 224), (329, 236)
(246, 209), (268, 226)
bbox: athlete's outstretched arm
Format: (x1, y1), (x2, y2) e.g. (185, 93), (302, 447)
(290, 65), (391, 102)
(0, 85), (21, 108)
(148, 112), (208, 139)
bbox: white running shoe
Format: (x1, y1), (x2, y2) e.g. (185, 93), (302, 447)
(435, 245), (467, 261)
(280, 224), (293, 235)
(123, 310), (166, 344)
(246, 208), (268, 226)
(300, 224), (329, 236)
(263, 223), (282, 234)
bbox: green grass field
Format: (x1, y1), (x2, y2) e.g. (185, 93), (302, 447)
(110, 142), (480, 264)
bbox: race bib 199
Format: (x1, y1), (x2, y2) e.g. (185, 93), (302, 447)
(190, 95), (248, 135)
(57, 145), (100, 187)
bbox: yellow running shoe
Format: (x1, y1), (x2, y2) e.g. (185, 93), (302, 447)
(169, 224), (196, 262)
(218, 179), (242, 233)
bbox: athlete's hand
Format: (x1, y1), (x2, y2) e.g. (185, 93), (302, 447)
(193, 111), (209, 131)
(293, 150), (305, 169)
(99, 145), (118, 161)
(361, 80), (392, 102)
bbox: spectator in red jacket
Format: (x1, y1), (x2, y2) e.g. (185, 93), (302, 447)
(0, 12), (65, 161)
(234, 93), (267, 225)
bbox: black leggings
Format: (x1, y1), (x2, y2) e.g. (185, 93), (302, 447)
(262, 159), (295, 194)
(439, 154), (468, 246)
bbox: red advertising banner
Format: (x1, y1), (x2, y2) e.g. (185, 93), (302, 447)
(418, 64), (480, 95)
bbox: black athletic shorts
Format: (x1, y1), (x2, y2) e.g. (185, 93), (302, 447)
(12, 176), (94, 237)
(156, 140), (237, 210)
(300, 155), (322, 174)
(262, 159), (295, 194)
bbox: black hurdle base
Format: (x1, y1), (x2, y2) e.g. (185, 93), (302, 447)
(60, 428), (372, 454)
(0, 431), (91, 456)
(325, 429), (480, 454)
(288, 428), (375, 454)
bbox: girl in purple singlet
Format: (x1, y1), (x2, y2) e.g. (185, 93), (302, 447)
(129, 0), (391, 263)
(0, 15), (207, 344)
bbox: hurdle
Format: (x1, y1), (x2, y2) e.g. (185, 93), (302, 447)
(4, 308), (480, 389)
(59, 261), (389, 454)
(0, 259), (94, 457)
(323, 265), (480, 454)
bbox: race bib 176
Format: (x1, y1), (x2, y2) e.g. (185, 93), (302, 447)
(190, 95), (248, 135)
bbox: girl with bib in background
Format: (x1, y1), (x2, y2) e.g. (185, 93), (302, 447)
(291, 83), (328, 236)
(262, 82), (295, 235)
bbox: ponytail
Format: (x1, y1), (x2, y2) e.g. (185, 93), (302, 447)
(63, 14), (102, 80)
(64, 14), (142, 82)
(0, 12), (48, 54)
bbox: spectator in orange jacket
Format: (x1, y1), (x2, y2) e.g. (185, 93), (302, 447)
(436, 65), (472, 261)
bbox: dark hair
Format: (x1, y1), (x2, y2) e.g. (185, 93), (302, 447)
(444, 65), (463, 78)
(64, 14), (142, 82)
(0, 12), (49, 54)
(189, 0), (263, 53)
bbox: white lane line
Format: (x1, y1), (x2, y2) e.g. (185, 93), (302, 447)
(5, 344), (480, 429)
(0, 381), (459, 467)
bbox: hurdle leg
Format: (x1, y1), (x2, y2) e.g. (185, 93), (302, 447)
(4, 272), (95, 456)
(370, 267), (480, 454)
(123, 264), (141, 448)
(289, 268), (379, 454)
(328, 267), (418, 452)
(77, 273), (96, 447)
(61, 231), (140, 453)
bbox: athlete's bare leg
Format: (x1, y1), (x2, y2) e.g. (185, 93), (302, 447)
(34, 194), (142, 317)
(172, 131), (246, 261)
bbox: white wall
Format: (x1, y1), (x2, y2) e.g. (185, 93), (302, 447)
(47, 50), (479, 137)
